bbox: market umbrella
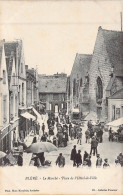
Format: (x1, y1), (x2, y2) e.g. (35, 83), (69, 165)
(0, 151), (6, 159)
(25, 142), (57, 154)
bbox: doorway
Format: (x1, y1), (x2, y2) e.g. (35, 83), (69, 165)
(55, 104), (58, 113)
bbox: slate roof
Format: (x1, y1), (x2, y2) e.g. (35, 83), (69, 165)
(101, 27), (123, 77)
(27, 69), (36, 78)
(71, 54), (92, 77)
(38, 75), (67, 93)
(4, 42), (17, 87)
(108, 88), (123, 99)
(106, 77), (115, 91)
(4, 40), (22, 71)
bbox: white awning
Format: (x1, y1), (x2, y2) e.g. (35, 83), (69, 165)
(84, 112), (98, 122)
(21, 112), (36, 121)
(106, 117), (123, 127)
(32, 107), (41, 119)
(72, 108), (79, 113)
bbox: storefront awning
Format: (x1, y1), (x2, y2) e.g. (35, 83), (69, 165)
(32, 107), (41, 119)
(106, 117), (123, 127)
(21, 112), (36, 121)
(72, 108), (79, 113)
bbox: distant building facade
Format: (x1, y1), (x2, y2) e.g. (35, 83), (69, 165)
(68, 54), (92, 118)
(38, 73), (67, 114)
(26, 66), (39, 108)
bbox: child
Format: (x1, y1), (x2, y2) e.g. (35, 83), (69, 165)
(103, 158), (110, 168)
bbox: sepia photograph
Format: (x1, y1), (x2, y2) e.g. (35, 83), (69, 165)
(0, 0), (123, 194)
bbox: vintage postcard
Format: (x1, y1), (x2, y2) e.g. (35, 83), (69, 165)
(0, 0), (123, 194)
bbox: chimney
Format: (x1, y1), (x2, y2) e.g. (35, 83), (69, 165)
(25, 65), (28, 70)
(98, 26), (102, 31)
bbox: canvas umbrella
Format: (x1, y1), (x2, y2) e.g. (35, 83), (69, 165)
(0, 151), (6, 159)
(26, 142), (57, 153)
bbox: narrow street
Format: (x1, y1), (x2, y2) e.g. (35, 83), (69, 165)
(23, 114), (123, 168)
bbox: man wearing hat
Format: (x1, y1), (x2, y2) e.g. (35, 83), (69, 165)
(70, 145), (77, 166)
(96, 154), (102, 167)
(56, 153), (65, 167)
(90, 136), (98, 156)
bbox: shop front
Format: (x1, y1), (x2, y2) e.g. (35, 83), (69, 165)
(19, 109), (36, 140)
(0, 125), (11, 152)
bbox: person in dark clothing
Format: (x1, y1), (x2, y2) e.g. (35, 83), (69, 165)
(56, 153), (65, 167)
(90, 129), (94, 138)
(96, 154), (102, 167)
(34, 157), (40, 167)
(32, 136), (37, 144)
(52, 120), (55, 126)
(70, 145), (77, 166)
(37, 152), (45, 166)
(100, 129), (103, 143)
(109, 127), (113, 141)
(83, 151), (89, 162)
(2, 156), (10, 166)
(69, 123), (72, 136)
(90, 136), (98, 156)
(88, 120), (92, 129)
(85, 129), (90, 143)
(103, 158), (110, 168)
(42, 123), (45, 135)
(17, 153), (23, 166)
(41, 134), (47, 142)
(86, 155), (92, 167)
(76, 150), (82, 167)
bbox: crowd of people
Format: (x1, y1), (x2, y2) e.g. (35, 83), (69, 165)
(1, 113), (123, 169)
(70, 145), (110, 168)
(109, 126), (123, 142)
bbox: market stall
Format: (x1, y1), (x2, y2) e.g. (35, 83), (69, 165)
(106, 117), (123, 142)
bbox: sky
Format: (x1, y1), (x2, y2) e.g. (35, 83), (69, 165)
(0, 0), (122, 75)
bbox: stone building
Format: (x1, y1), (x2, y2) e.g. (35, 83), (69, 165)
(26, 66), (39, 108)
(108, 88), (123, 122)
(38, 73), (67, 115)
(4, 40), (28, 140)
(0, 40), (10, 152)
(68, 53), (92, 118)
(4, 43), (19, 149)
(88, 27), (123, 122)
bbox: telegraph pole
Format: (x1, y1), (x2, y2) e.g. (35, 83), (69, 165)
(121, 12), (122, 31)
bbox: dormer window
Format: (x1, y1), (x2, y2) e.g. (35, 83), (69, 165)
(21, 63), (23, 73)
(3, 70), (6, 84)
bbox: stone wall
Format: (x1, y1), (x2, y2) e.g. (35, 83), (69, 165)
(89, 28), (112, 121)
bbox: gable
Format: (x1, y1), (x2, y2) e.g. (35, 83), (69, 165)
(102, 29), (123, 76)
(108, 88), (123, 99)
